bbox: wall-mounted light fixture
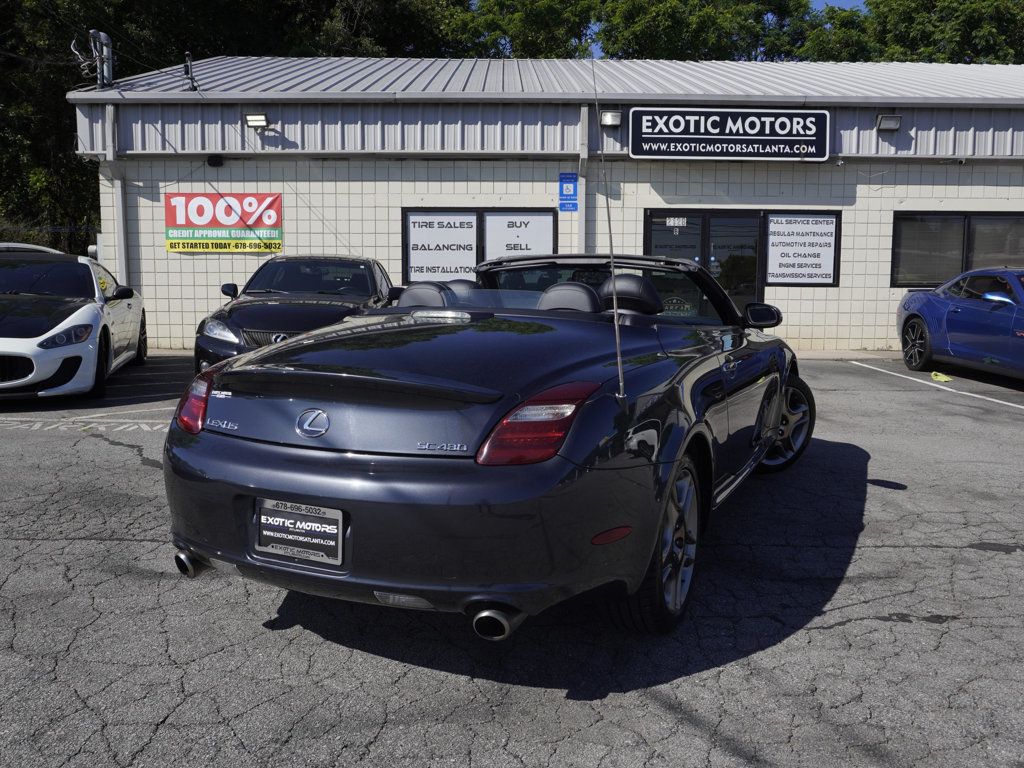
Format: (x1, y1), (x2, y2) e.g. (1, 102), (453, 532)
(600, 110), (622, 127)
(875, 114), (902, 131)
(244, 113), (269, 129)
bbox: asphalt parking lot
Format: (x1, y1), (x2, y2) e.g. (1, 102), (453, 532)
(1, 353), (1022, 767)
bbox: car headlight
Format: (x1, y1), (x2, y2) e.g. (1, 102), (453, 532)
(202, 319), (240, 343)
(38, 324), (94, 349)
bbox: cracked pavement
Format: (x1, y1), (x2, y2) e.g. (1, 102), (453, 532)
(0, 354), (1022, 767)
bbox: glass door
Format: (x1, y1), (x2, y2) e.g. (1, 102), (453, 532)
(708, 215), (759, 311)
(647, 210), (762, 312)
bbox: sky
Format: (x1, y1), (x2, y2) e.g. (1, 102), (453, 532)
(812, 0), (864, 7)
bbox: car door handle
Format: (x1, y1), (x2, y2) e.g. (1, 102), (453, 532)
(127, 302), (133, 309)
(950, 307), (961, 313)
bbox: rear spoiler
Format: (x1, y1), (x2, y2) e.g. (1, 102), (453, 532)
(217, 365), (503, 404)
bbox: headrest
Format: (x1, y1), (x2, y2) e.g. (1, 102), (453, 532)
(445, 279), (479, 301)
(598, 274), (664, 315)
(537, 282), (602, 312)
(396, 281), (455, 307)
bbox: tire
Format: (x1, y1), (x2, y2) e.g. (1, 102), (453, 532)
(131, 312), (148, 366)
(901, 317), (933, 372)
(88, 333), (109, 399)
(758, 374), (815, 473)
(609, 455), (701, 633)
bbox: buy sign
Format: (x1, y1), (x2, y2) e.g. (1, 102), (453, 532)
(164, 193), (283, 253)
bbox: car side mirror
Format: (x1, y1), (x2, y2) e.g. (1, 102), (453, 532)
(221, 283), (239, 299)
(111, 286), (134, 301)
(387, 286), (405, 303)
(743, 302), (783, 329)
(981, 292), (1015, 306)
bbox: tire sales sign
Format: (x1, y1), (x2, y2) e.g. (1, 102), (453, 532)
(629, 108), (829, 162)
(164, 193), (282, 252)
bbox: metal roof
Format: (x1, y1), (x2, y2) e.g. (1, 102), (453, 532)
(67, 57), (1024, 107)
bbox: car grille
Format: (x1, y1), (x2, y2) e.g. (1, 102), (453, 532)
(0, 355), (34, 383)
(241, 330), (291, 348)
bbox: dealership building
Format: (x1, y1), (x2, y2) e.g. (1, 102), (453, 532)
(68, 58), (1024, 350)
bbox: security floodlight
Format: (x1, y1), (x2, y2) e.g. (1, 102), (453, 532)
(245, 113), (269, 129)
(600, 110), (622, 127)
(875, 114), (902, 131)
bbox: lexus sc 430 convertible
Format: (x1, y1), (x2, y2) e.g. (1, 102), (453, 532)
(165, 254), (815, 640)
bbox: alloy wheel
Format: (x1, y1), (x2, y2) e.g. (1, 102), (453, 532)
(661, 469), (699, 614)
(902, 320), (926, 368)
(762, 384), (811, 467)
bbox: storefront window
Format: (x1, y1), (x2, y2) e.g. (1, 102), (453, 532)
(893, 213), (1024, 286)
(892, 215), (965, 286)
(969, 216), (1024, 270)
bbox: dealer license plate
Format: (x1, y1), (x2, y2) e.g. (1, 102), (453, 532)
(255, 499), (344, 566)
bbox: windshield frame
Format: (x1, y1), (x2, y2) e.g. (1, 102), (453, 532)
(242, 257), (377, 298)
(0, 257), (97, 299)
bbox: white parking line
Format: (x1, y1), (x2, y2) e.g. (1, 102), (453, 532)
(849, 361), (1024, 412)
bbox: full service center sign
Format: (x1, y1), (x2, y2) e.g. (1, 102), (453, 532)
(165, 192), (283, 252)
(629, 108), (829, 162)
(766, 214), (839, 285)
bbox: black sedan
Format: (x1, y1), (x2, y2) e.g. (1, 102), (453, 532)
(166, 254), (815, 640)
(194, 254), (397, 372)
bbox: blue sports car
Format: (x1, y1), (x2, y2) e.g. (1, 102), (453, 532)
(898, 267), (1024, 377)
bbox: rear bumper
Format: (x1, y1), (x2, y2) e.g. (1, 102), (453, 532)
(164, 424), (658, 615)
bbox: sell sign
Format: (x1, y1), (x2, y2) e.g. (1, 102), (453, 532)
(164, 193), (283, 252)
(629, 108), (829, 162)
(483, 212), (555, 258)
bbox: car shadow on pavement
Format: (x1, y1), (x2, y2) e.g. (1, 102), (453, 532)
(266, 437), (869, 701)
(0, 354), (194, 413)
(929, 362), (1024, 392)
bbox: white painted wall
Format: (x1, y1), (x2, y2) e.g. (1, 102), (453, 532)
(96, 156), (1024, 351)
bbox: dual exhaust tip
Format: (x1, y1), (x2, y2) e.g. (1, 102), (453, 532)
(173, 550), (524, 640)
(471, 607), (525, 641)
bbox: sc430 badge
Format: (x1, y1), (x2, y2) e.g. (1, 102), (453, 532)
(417, 442), (468, 452)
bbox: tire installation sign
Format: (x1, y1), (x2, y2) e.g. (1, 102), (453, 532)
(164, 193), (283, 252)
(405, 212), (478, 281)
(629, 108), (829, 162)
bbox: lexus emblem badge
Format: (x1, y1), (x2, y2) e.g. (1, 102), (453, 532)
(296, 409), (330, 438)
(271, 333), (289, 343)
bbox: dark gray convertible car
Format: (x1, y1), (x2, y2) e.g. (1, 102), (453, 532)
(165, 254), (814, 640)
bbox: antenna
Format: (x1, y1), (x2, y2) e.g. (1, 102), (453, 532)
(590, 58), (626, 404)
(87, 30), (113, 88)
(183, 52), (199, 91)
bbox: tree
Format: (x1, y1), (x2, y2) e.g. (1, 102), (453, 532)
(798, 6), (873, 62)
(472, 0), (598, 58)
(867, 0), (1024, 64)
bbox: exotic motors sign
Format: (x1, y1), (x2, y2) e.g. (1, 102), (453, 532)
(629, 108), (830, 162)
(766, 213), (839, 285)
(164, 193), (282, 252)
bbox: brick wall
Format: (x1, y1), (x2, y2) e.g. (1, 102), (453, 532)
(96, 156), (1024, 351)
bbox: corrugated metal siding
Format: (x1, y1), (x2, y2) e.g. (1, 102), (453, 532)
(75, 105), (107, 154)
(69, 57), (1024, 106)
(590, 106), (1024, 158)
(97, 101), (581, 155)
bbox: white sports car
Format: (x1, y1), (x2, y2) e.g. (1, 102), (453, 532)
(0, 246), (147, 398)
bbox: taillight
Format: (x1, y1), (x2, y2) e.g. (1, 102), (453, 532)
(175, 370), (216, 435)
(476, 381), (600, 466)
